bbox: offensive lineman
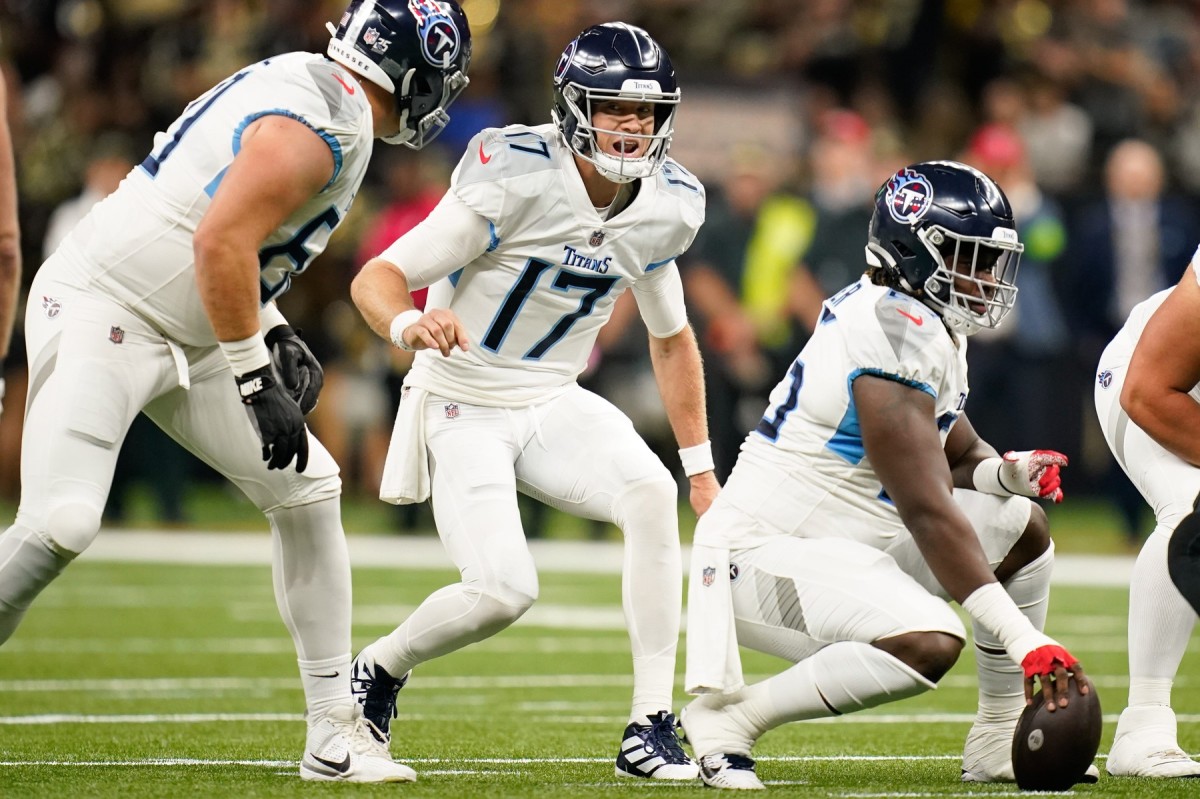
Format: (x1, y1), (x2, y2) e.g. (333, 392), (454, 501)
(680, 162), (1091, 789)
(349, 22), (716, 781)
(1094, 259), (1200, 778)
(0, 0), (471, 782)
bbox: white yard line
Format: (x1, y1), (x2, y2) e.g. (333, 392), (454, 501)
(82, 530), (1136, 586)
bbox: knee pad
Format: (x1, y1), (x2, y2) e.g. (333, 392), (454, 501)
(1168, 508), (1200, 615)
(42, 502), (103, 557)
(612, 475), (677, 533)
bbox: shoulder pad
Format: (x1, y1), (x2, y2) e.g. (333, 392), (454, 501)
(454, 124), (557, 188)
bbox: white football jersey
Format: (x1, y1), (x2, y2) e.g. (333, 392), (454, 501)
(48, 52), (374, 346)
(720, 276), (970, 548)
(401, 123), (705, 405)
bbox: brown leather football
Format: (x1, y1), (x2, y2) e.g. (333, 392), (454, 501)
(1012, 676), (1102, 790)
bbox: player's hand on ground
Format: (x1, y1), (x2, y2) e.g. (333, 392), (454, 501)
(402, 309), (469, 357)
(235, 365), (309, 472)
(1000, 450), (1069, 503)
(1022, 643), (1086, 711)
(266, 324), (323, 414)
(689, 471), (720, 517)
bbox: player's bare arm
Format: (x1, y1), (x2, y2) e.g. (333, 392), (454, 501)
(1122, 264), (1200, 466)
(350, 258), (468, 357)
(945, 413), (1068, 503)
(194, 115), (335, 341)
(648, 324), (719, 515)
(854, 374), (998, 603)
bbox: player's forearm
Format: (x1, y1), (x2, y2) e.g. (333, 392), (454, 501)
(194, 237), (263, 342)
(649, 324), (709, 448)
(351, 258), (418, 342)
(0, 232), (19, 358)
(902, 504), (1000, 603)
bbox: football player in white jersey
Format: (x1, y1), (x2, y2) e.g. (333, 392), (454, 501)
(1094, 257), (1200, 778)
(0, 0), (471, 783)
(349, 22), (716, 781)
(679, 162), (1092, 790)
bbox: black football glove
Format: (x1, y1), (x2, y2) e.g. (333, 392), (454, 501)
(265, 324), (323, 415)
(236, 365), (309, 472)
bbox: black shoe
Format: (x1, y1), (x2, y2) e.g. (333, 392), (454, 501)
(350, 651), (409, 741)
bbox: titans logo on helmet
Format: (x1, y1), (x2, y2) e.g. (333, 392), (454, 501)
(408, 0), (462, 66)
(885, 167), (934, 225)
(554, 40), (577, 83)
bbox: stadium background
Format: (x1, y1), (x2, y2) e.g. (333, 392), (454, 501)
(0, 0), (1196, 538)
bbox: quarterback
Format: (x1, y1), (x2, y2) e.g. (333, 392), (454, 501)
(350, 22), (716, 781)
(0, 0), (470, 783)
(680, 162), (1091, 789)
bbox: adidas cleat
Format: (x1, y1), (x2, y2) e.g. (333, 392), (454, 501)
(615, 710), (699, 780)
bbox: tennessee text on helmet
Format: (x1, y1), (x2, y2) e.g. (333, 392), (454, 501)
(865, 160), (1023, 336)
(551, 22), (680, 183)
(327, 0), (472, 148)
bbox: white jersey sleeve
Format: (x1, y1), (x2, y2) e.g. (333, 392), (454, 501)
(48, 52), (374, 346)
(402, 124), (706, 406)
(719, 277), (969, 548)
(377, 190), (493, 288)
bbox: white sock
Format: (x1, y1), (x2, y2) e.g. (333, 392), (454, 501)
(721, 641), (935, 740)
(266, 499), (353, 713)
(299, 654), (352, 720)
(615, 480), (682, 722)
(1128, 527), (1196, 707)
(971, 543), (1054, 726)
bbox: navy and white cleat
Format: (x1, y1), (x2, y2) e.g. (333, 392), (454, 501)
(615, 710), (700, 780)
(350, 650), (410, 743)
(699, 753), (766, 790)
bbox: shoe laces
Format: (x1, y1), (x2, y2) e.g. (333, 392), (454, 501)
(351, 661), (404, 721)
(637, 712), (690, 764)
(328, 710), (392, 759)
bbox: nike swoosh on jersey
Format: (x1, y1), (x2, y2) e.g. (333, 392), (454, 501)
(897, 309), (924, 326)
(478, 141), (493, 164)
(333, 74), (356, 95)
(308, 751), (352, 774)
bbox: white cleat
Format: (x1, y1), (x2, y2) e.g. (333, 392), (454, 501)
(699, 753), (766, 790)
(300, 703), (417, 783)
(960, 718), (1017, 782)
(1107, 706), (1200, 778)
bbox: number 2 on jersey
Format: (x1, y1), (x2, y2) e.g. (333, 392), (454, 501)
(482, 258), (619, 359)
(755, 360), (805, 441)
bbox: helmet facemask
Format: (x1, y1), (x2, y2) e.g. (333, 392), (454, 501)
(554, 81), (679, 183)
(382, 65), (469, 147)
(918, 225), (1022, 336)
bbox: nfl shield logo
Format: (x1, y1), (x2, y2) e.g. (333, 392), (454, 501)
(364, 27), (379, 45)
(702, 566), (716, 587)
(109, 326), (124, 344)
(589, 230), (606, 247)
(445, 403), (459, 419)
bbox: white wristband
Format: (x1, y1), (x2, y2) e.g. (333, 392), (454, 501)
(679, 441), (715, 477)
(389, 309), (424, 352)
(972, 457), (1011, 496)
(961, 582), (1053, 664)
(218, 332), (271, 377)
(258, 302), (288, 332)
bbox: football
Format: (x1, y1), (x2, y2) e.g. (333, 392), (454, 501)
(1012, 676), (1102, 790)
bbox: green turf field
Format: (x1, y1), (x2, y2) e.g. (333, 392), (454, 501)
(0, 554), (1197, 797)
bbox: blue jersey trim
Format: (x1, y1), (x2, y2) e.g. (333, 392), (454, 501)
(448, 267), (464, 287)
(824, 368), (937, 464)
(646, 257), (674, 272)
(232, 110), (344, 190)
(203, 167), (229, 198)
(486, 221), (500, 253)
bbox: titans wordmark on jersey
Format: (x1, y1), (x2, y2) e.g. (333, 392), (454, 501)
(406, 123), (705, 406)
(48, 52), (374, 346)
(720, 276), (970, 548)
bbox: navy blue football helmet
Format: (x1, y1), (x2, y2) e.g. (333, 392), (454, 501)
(551, 22), (680, 183)
(327, 0), (471, 148)
(866, 160), (1023, 335)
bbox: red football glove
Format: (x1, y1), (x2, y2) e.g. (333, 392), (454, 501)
(1020, 644), (1079, 679)
(1001, 450), (1069, 504)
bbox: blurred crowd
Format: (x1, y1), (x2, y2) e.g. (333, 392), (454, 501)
(2, 0), (1199, 543)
